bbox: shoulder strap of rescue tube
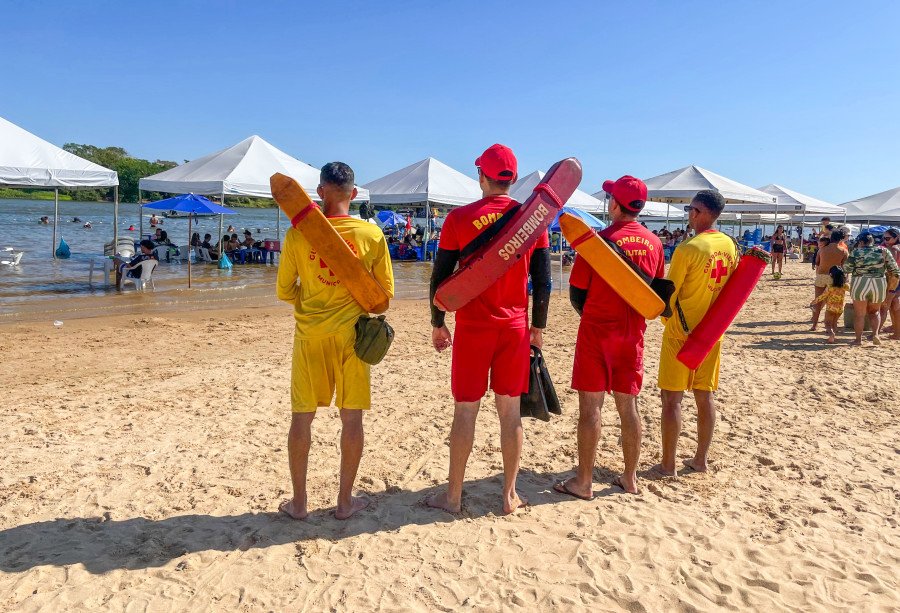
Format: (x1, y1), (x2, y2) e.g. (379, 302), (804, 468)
(458, 202), (523, 262)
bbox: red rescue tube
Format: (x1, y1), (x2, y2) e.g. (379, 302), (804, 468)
(677, 248), (769, 370)
(433, 157), (582, 312)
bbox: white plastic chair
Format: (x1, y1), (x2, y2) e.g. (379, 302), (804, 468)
(172, 244), (192, 263)
(120, 259), (157, 291)
(152, 245), (175, 263)
(195, 247), (214, 263)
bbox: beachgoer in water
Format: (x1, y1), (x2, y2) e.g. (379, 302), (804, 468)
(878, 228), (900, 340)
(427, 144), (550, 515)
(73, 217), (81, 223)
(127, 225), (135, 231)
(276, 162), (394, 521)
(149, 214), (159, 227)
(812, 230), (848, 331)
(556, 175), (663, 498)
(39, 216), (49, 224)
(200, 233), (219, 259)
(226, 225), (235, 233)
(113, 239), (157, 289)
(655, 190), (737, 476)
(846, 231), (900, 345)
(770, 225), (788, 278)
(190, 232), (201, 247)
(811, 266), (849, 344)
(83, 221), (92, 229)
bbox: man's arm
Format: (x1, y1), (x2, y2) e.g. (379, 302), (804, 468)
(276, 231), (300, 302)
(569, 286), (587, 316)
(665, 245), (689, 311)
(372, 236), (395, 300)
(429, 248), (460, 328)
(529, 247), (551, 329)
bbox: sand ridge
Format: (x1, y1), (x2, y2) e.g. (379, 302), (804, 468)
(0, 263), (898, 611)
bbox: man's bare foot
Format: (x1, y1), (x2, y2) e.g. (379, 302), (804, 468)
(851, 339), (863, 346)
(335, 495), (369, 520)
(891, 334), (900, 340)
(553, 477), (594, 501)
(612, 474), (639, 494)
(426, 490), (461, 514)
(809, 324), (818, 331)
(683, 458), (708, 473)
(502, 491), (528, 515)
(871, 335), (882, 346)
(650, 464), (677, 477)
(279, 498), (308, 520)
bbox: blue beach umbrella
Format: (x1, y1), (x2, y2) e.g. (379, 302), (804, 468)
(143, 194), (237, 287)
(549, 207), (606, 233)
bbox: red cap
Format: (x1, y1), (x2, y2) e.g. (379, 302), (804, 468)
(475, 144), (517, 182)
(602, 175), (647, 212)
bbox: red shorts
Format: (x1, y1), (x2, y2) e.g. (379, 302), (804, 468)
(451, 324), (530, 402)
(571, 317), (645, 396)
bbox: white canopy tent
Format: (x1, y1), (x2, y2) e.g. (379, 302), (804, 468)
(590, 188), (685, 229)
(757, 184), (846, 237)
(512, 170), (603, 212)
(363, 158), (482, 247)
(0, 115), (119, 257)
(363, 157), (481, 207)
(644, 165), (776, 210)
(139, 135), (369, 244)
(839, 186), (900, 225)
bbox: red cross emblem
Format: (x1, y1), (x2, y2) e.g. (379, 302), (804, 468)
(319, 258), (335, 277)
(710, 259), (728, 283)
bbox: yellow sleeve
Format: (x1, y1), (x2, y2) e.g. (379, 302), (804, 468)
(371, 234), (395, 299)
(276, 230), (301, 303)
(666, 244), (691, 309)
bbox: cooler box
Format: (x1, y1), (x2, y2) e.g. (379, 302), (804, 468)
(263, 240), (281, 252)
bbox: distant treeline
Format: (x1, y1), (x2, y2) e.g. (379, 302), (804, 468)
(3, 144), (280, 208)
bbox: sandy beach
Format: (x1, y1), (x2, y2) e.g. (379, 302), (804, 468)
(1, 262), (898, 611)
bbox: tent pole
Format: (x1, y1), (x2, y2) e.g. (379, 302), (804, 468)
(219, 190), (225, 257)
(52, 188), (59, 258)
(188, 214), (192, 288)
(276, 203), (281, 244)
(113, 186), (119, 251)
(138, 188), (143, 239)
(558, 235), (563, 294)
(773, 199), (779, 246)
(424, 201), (430, 262)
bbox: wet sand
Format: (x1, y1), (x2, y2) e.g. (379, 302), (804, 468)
(0, 261), (897, 611)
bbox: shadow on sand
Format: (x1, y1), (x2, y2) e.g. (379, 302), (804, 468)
(0, 468), (631, 575)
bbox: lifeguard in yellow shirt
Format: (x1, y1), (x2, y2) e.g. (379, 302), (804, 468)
(276, 162), (394, 520)
(655, 190), (737, 477)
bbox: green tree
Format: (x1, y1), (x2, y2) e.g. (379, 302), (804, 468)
(61, 143), (176, 203)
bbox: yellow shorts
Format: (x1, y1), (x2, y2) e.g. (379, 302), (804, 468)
(291, 324), (370, 413)
(658, 335), (722, 392)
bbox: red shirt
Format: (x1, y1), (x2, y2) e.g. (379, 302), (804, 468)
(569, 220), (664, 326)
(439, 195), (550, 328)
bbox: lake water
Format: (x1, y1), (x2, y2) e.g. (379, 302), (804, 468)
(0, 199), (447, 318)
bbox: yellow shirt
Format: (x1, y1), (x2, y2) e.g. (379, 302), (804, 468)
(276, 218), (394, 339)
(663, 230), (738, 340)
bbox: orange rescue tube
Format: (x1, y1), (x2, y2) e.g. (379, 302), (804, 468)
(559, 213), (665, 320)
(270, 173), (390, 314)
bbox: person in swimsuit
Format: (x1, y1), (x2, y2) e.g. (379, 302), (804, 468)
(770, 225), (788, 278)
(811, 230), (849, 331)
(845, 231), (900, 345)
(877, 228), (900, 340)
(810, 265), (849, 344)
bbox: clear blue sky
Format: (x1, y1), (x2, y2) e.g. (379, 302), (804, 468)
(2, 0), (898, 203)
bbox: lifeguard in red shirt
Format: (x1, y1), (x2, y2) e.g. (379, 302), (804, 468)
(427, 144), (552, 515)
(555, 176), (664, 498)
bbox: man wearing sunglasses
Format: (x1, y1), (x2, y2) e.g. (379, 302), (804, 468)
(655, 189), (737, 477)
(879, 228), (900, 340)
